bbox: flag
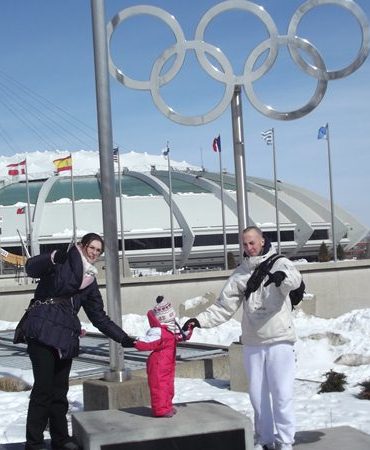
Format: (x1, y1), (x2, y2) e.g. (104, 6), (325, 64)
(261, 129), (273, 145)
(7, 159), (26, 176)
(16, 206), (25, 215)
(162, 146), (170, 157)
(113, 147), (119, 163)
(212, 135), (221, 152)
(318, 125), (328, 140)
(53, 155), (72, 173)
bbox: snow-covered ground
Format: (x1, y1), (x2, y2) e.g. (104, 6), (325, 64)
(1, 308), (370, 444)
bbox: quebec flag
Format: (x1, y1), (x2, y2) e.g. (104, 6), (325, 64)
(318, 125), (328, 140)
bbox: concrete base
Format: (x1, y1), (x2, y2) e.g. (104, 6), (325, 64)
(72, 401), (253, 450)
(83, 376), (150, 411)
(2, 425), (370, 450)
(83, 353), (230, 411)
(294, 426), (370, 449)
(229, 342), (248, 393)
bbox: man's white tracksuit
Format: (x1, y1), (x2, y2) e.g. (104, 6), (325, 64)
(196, 247), (302, 448)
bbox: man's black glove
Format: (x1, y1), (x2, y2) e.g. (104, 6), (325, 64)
(53, 249), (68, 264)
(121, 334), (136, 348)
(264, 271), (286, 287)
(182, 318), (201, 332)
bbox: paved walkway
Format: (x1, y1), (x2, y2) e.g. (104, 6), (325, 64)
(294, 426), (370, 449)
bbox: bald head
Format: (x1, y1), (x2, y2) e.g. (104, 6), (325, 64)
(243, 227), (265, 257)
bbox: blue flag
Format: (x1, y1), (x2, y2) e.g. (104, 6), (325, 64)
(318, 126), (328, 140)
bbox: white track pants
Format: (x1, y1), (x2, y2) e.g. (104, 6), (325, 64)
(243, 342), (295, 446)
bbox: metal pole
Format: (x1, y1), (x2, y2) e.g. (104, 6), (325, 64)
(231, 85), (249, 260)
(167, 142), (176, 273)
(70, 155), (77, 244)
(24, 158), (33, 256)
(116, 149), (127, 278)
(91, 0), (127, 378)
(218, 149), (228, 270)
(326, 123), (337, 261)
(24, 209), (29, 284)
(271, 128), (281, 254)
(200, 146), (204, 171)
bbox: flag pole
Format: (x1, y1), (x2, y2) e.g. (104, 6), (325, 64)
(166, 141), (176, 274)
(70, 154), (77, 243)
(216, 136), (228, 270)
(24, 158), (33, 256)
(23, 210), (30, 284)
(325, 123), (337, 261)
(271, 128), (281, 254)
(116, 148), (127, 277)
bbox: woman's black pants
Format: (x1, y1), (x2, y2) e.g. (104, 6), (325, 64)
(26, 340), (72, 450)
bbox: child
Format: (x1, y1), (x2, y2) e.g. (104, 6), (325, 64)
(134, 295), (192, 418)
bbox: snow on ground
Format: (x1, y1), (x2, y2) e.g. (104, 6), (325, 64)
(1, 308), (370, 443)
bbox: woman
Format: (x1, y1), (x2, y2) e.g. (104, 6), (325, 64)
(21, 233), (134, 450)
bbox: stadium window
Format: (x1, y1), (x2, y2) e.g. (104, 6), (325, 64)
(124, 236), (183, 250)
(309, 229), (329, 240)
(263, 230), (295, 242)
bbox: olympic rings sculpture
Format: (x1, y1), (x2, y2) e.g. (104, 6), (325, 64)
(107, 0), (369, 124)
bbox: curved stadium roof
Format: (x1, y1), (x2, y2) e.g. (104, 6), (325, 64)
(0, 168), (367, 269)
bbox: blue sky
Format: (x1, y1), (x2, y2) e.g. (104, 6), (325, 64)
(0, 0), (369, 227)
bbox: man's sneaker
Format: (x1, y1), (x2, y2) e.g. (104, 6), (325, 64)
(275, 443), (293, 450)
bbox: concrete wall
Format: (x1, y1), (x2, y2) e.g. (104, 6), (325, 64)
(1, 259), (370, 323)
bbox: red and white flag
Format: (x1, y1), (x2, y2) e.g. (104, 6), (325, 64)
(16, 206), (26, 215)
(212, 135), (221, 152)
(7, 159), (26, 176)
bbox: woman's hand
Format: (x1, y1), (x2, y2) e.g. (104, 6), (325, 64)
(121, 334), (136, 348)
(52, 249), (68, 264)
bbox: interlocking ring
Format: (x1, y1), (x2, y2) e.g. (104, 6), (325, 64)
(107, 5), (186, 90)
(194, 0), (279, 84)
(288, 0), (370, 80)
(244, 35), (328, 120)
(150, 40), (235, 125)
(107, 0), (369, 123)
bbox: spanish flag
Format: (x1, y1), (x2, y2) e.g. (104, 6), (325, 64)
(53, 155), (72, 173)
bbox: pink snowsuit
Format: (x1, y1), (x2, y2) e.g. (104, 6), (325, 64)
(134, 310), (188, 417)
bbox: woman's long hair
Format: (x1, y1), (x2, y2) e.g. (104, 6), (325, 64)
(80, 233), (104, 254)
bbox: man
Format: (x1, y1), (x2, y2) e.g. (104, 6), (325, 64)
(183, 226), (302, 450)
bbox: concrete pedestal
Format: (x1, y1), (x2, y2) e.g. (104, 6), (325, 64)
(83, 376), (150, 411)
(229, 342), (248, 393)
(72, 400), (253, 450)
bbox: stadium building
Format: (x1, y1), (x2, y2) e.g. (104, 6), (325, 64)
(0, 165), (367, 271)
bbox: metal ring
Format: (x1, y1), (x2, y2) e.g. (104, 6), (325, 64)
(288, 0), (370, 80)
(107, 5), (186, 90)
(194, 0), (279, 84)
(244, 35), (328, 120)
(150, 40), (235, 125)
(107, 0), (369, 122)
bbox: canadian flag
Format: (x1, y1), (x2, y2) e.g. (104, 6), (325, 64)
(16, 207), (26, 215)
(7, 159), (26, 176)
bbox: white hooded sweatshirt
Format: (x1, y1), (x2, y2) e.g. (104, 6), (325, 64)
(196, 247), (302, 345)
